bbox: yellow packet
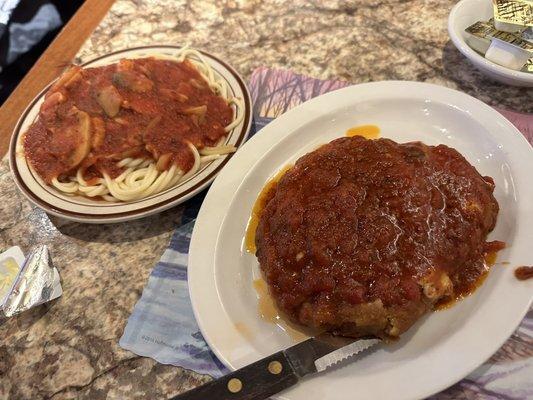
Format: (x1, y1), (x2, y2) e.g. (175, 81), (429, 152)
(493, 0), (533, 27)
(0, 247), (24, 305)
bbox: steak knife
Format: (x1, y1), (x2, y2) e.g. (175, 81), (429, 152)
(170, 334), (380, 400)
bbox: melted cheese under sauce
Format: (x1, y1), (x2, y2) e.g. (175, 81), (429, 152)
(345, 124), (380, 139)
(245, 165), (292, 254)
(246, 168), (319, 340)
(253, 278), (311, 341)
(435, 250), (500, 310)
(233, 322), (253, 341)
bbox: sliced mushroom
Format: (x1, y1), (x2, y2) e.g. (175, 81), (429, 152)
(181, 105), (207, 126)
(65, 108), (92, 169)
(190, 114), (199, 126)
(112, 62), (154, 93)
(181, 105), (207, 115)
(176, 93), (188, 102)
(158, 88), (188, 102)
(51, 66), (82, 91)
(108, 146), (144, 160)
(96, 85), (123, 117)
(113, 117), (128, 125)
(189, 78), (206, 90)
(138, 64), (152, 78)
(117, 59), (134, 71)
(156, 153), (173, 171)
(41, 92), (65, 121)
(143, 115), (162, 136)
(64, 70), (82, 88)
(91, 117), (106, 149)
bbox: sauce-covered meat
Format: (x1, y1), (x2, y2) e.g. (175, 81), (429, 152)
(255, 136), (500, 339)
(23, 58), (233, 184)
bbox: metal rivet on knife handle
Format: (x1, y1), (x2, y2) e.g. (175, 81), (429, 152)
(268, 360), (283, 374)
(227, 378), (242, 393)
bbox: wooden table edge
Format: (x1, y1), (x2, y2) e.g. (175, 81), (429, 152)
(0, 0), (115, 158)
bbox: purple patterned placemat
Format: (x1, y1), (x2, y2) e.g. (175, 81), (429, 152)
(250, 67), (533, 146)
(120, 67), (533, 399)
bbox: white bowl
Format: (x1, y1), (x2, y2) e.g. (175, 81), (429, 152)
(448, 0), (533, 87)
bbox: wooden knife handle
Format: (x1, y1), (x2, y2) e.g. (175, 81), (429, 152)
(170, 351), (299, 400)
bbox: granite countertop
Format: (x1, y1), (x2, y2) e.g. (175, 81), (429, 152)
(0, 1), (531, 399)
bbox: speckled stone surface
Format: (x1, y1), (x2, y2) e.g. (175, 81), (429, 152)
(0, 1), (531, 399)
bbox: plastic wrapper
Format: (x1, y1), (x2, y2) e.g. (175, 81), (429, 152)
(1, 245), (62, 318)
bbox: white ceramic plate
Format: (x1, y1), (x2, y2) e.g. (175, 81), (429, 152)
(448, 0), (533, 87)
(189, 81), (533, 400)
(9, 45), (252, 223)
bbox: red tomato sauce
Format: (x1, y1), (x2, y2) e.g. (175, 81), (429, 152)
(515, 266), (533, 281)
(23, 57), (233, 183)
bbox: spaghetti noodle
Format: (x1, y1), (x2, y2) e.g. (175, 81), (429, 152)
(24, 47), (244, 202)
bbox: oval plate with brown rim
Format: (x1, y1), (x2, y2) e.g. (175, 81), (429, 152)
(9, 45), (252, 224)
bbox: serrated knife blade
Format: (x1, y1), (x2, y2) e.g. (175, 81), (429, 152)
(170, 334), (381, 400)
(313, 336), (380, 372)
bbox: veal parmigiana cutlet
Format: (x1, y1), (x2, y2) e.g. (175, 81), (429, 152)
(253, 135), (502, 339)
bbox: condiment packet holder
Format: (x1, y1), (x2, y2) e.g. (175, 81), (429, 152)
(449, 0), (533, 86)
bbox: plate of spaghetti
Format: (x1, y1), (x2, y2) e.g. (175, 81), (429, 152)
(9, 45), (252, 223)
